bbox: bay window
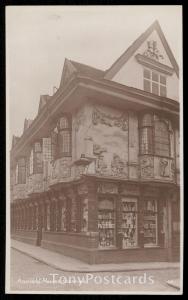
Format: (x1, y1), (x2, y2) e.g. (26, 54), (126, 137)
(29, 141), (43, 175)
(57, 115), (72, 157)
(139, 113), (171, 157)
(33, 141), (43, 174)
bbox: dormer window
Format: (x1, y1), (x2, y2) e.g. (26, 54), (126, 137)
(143, 69), (167, 97)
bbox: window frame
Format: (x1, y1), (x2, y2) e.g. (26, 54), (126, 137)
(16, 157), (26, 184)
(143, 198), (158, 247)
(139, 113), (171, 158)
(57, 115), (72, 158)
(33, 140), (43, 174)
(143, 68), (167, 97)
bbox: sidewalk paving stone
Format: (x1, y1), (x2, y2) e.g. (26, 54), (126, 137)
(11, 239), (180, 273)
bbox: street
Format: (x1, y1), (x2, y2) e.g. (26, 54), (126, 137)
(10, 249), (180, 293)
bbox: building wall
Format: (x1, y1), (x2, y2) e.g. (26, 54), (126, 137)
(111, 30), (179, 101)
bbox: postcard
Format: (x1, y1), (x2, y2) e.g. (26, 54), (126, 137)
(6, 5), (183, 294)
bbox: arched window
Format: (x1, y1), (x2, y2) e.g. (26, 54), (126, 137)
(57, 115), (72, 157)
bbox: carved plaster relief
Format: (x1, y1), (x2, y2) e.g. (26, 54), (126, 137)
(92, 107), (128, 131)
(140, 156), (154, 178)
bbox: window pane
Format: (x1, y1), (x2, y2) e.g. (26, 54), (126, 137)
(144, 79), (151, 92)
(160, 75), (166, 85)
(152, 82), (159, 95)
(59, 116), (69, 130)
(144, 69), (150, 79)
(58, 131), (71, 155)
(51, 131), (58, 159)
(154, 120), (170, 156)
(33, 152), (43, 173)
(34, 142), (42, 153)
(43, 138), (52, 161)
(152, 72), (159, 82)
(121, 198), (137, 248)
(140, 127), (153, 155)
(160, 85), (167, 97)
(98, 199), (115, 248)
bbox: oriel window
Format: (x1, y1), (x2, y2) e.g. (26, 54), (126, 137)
(57, 115), (71, 157)
(154, 120), (170, 157)
(33, 141), (43, 174)
(139, 113), (153, 155)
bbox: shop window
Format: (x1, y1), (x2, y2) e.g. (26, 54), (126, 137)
(46, 203), (50, 231)
(81, 198), (88, 232)
(154, 120), (170, 157)
(98, 198), (116, 248)
(143, 69), (167, 97)
(143, 199), (158, 246)
(57, 115), (72, 157)
(121, 198), (138, 248)
(70, 197), (77, 232)
(61, 199), (67, 231)
(16, 157), (26, 184)
(33, 141), (43, 174)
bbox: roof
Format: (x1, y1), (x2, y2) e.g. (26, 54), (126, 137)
(69, 60), (105, 78)
(104, 20), (179, 79)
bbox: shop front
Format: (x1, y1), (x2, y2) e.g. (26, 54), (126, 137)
(12, 179), (176, 264)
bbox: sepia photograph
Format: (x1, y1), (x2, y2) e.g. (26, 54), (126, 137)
(6, 5), (183, 294)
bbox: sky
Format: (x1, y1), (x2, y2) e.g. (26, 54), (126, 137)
(6, 5), (182, 142)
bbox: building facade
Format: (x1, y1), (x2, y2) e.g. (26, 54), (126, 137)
(10, 20), (180, 264)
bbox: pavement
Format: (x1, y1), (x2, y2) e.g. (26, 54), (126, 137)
(11, 239), (180, 274)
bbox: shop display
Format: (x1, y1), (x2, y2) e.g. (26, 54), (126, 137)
(121, 198), (137, 248)
(98, 199), (115, 248)
(143, 199), (158, 246)
(81, 198), (88, 232)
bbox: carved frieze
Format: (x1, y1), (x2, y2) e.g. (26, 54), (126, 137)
(92, 107), (128, 131)
(143, 40), (164, 61)
(97, 183), (118, 194)
(111, 153), (128, 177)
(140, 156), (154, 178)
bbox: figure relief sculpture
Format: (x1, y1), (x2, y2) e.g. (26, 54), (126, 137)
(140, 157), (153, 178)
(111, 153), (127, 177)
(159, 158), (169, 177)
